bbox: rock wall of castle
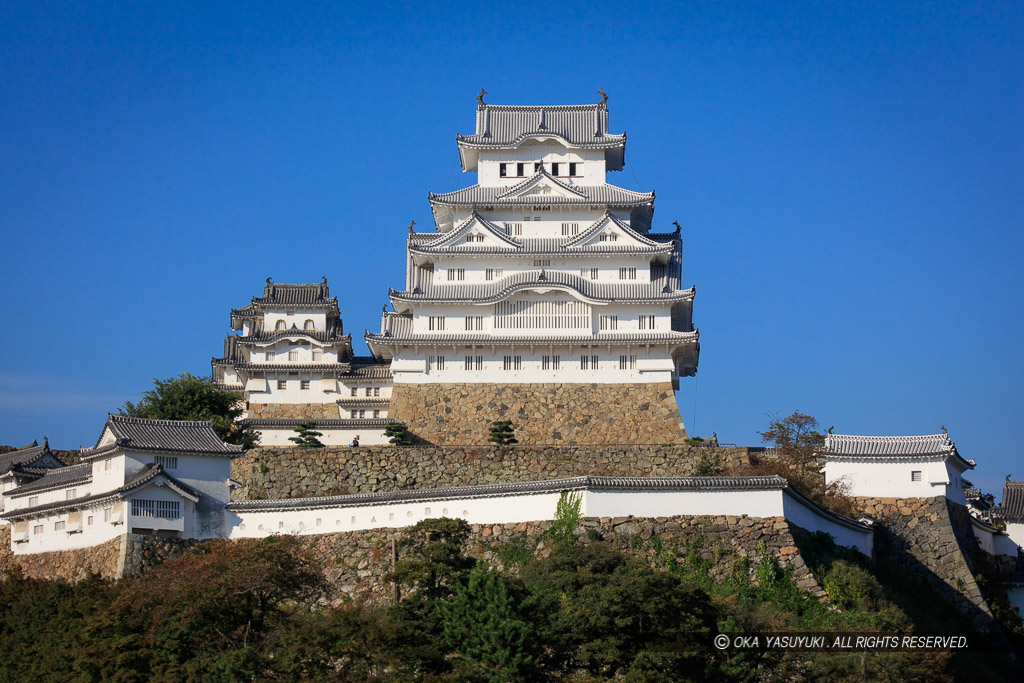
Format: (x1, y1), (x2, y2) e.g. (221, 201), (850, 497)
(248, 403), (341, 419)
(388, 382), (688, 445)
(231, 444), (751, 500)
(856, 496), (997, 631)
(0, 527), (197, 582)
(300, 514), (826, 605)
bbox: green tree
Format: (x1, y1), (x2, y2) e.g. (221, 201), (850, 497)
(488, 420), (517, 445)
(438, 564), (541, 681)
(288, 421), (324, 448)
(384, 421), (413, 445)
(547, 490), (583, 545)
(120, 372), (257, 449)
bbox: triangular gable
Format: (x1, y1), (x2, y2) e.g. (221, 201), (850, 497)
(563, 212), (665, 250)
(94, 420), (119, 449)
(418, 212), (522, 250)
(496, 169), (588, 201)
(123, 470), (201, 503)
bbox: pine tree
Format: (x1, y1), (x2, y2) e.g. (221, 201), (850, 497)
(289, 421), (324, 448)
(384, 421), (413, 445)
(488, 420), (517, 445)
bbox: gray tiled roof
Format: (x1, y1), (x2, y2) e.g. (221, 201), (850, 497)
(0, 440), (63, 476)
(429, 180), (653, 208)
(346, 359), (394, 382)
(233, 363), (352, 374)
(6, 463), (92, 497)
(999, 480), (1024, 521)
(237, 327), (348, 346)
(389, 270), (694, 305)
(231, 280), (340, 319)
(2, 464), (200, 519)
(457, 103), (625, 149)
(824, 433), (957, 457)
(409, 212), (674, 257)
(83, 415), (243, 457)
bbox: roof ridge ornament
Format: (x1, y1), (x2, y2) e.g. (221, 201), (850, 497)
(597, 88), (608, 107)
(476, 88), (488, 109)
(407, 219), (416, 233)
(673, 220), (682, 235)
(538, 108), (547, 130)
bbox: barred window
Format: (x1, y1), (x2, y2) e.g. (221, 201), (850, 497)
(504, 223), (522, 236)
(33, 525), (43, 535)
(428, 356), (445, 371)
(312, 349), (323, 361)
(600, 315), (618, 331)
(911, 471), (922, 482)
(447, 268), (465, 281)
(373, 409), (380, 419)
(465, 315), (484, 331)
(155, 456), (178, 470)
(485, 268), (503, 281)
(503, 355), (522, 371)
(373, 387), (380, 397)
(599, 233), (619, 242)
(277, 379), (287, 390)
(561, 223), (579, 236)
(429, 316), (445, 331)
(581, 267), (598, 279)
(265, 351), (274, 361)
(288, 350), (300, 361)
(131, 499), (182, 520)
(351, 387), (358, 397)
(54, 521), (65, 531)
(300, 379), (310, 390)
(639, 314), (656, 330)
(533, 259), (551, 267)
(619, 267), (637, 279)
(580, 355), (599, 370)
(542, 355), (561, 370)
(619, 355), (637, 370)
(304, 319), (315, 330)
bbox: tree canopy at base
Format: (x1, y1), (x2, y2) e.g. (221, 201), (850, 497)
(119, 372), (258, 449)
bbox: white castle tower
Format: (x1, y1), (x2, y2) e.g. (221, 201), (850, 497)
(213, 278), (393, 445)
(366, 92), (699, 445)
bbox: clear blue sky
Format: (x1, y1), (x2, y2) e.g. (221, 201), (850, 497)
(1, 2), (1021, 495)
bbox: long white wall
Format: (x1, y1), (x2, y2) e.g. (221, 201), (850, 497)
(824, 459), (968, 504)
(229, 486), (873, 556)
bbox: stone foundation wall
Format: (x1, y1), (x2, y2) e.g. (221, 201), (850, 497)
(232, 444), (751, 500)
(248, 402), (341, 420)
(0, 527), (197, 582)
(856, 496), (997, 631)
(388, 382), (688, 445)
(299, 514), (825, 605)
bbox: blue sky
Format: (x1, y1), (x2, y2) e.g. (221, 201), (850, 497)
(1, 2), (1021, 495)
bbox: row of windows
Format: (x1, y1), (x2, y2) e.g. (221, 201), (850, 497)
(420, 313), (659, 331)
(424, 355), (639, 371)
(442, 265), (642, 281)
(274, 319), (318, 331)
(348, 409), (383, 419)
(351, 386), (382, 397)
(498, 162), (582, 178)
(131, 499), (182, 520)
(265, 349), (325, 361)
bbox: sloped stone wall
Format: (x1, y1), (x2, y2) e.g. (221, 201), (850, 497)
(856, 496), (997, 631)
(232, 444), (752, 500)
(248, 402), (341, 419)
(388, 381), (688, 445)
(299, 514), (826, 605)
(0, 527), (197, 582)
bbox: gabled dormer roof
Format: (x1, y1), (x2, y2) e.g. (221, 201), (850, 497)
(563, 211), (666, 250)
(415, 212), (521, 251)
(0, 439), (64, 476)
(495, 168), (588, 201)
(428, 181), (653, 210)
(82, 415), (243, 459)
(457, 99), (626, 171)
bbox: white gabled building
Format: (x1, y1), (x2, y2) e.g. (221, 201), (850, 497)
(1, 416), (242, 554)
(366, 93), (699, 444)
(822, 432), (975, 504)
(213, 278), (396, 446)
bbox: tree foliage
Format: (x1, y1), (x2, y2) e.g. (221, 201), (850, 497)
(288, 421), (324, 448)
(488, 419), (517, 445)
(384, 421), (413, 445)
(119, 372), (258, 449)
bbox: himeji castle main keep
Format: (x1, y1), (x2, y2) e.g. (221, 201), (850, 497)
(214, 92), (700, 446)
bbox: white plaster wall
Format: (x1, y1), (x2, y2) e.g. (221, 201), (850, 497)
(261, 308), (330, 333)
(477, 146), (607, 187)
(255, 426), (391, 447)
(246, 374), (342, 405)
(428, 255), (656, 285)
(126, 486), (187, 535)
(780, 493), (874, 556)
(10, 501), (124, 555)
(1006, 522), (1024, 550)
(824, 459), (967, 503)
(389, 347), (675, 384)
(584, 489), (783, 518)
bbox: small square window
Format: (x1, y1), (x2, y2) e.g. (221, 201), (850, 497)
(300, 380), (311, 390)
(277, 380), (287, 390)
(911, 471), (922, 482)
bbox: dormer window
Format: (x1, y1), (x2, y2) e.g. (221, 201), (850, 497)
(275, 320), (286, 330)
(304, 320), (315, 331)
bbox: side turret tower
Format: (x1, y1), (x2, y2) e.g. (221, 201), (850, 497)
(366, 93), (699, 445)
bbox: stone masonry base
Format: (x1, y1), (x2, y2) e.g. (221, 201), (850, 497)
(388, 381), (688, 445)
(248, 402), (341, 420)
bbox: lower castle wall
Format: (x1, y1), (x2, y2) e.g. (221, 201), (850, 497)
(387, 381), (688, 445)
(298, 514), (827, 605)
(231, 444), (752, 500)
(0, 526), (197, 581)
(248, 402), (341, 420)
(855, 496), (997, 631)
